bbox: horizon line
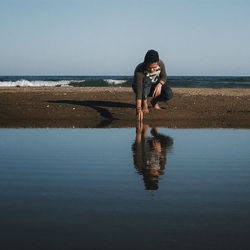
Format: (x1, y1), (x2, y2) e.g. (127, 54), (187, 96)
(0, 75), (249, 77)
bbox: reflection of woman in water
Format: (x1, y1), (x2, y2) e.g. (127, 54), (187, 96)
(132, 124), (173, 190)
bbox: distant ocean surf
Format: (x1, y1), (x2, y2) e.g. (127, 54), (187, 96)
(0, 76), (250, 88)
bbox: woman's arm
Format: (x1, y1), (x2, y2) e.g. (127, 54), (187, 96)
(158, 60), (167, 84)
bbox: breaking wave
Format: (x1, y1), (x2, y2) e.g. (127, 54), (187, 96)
(0, 76), (250, 88)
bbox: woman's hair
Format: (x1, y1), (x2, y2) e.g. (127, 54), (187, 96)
(144, 49), (159, 64)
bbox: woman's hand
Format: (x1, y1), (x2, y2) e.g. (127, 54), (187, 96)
(136, 109), (143, 121)
(152, 83), (162, 98)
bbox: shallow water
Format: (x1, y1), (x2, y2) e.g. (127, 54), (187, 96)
(0, 128), (249, 250)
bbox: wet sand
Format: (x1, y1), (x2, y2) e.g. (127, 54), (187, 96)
(0, 87), (250, 128)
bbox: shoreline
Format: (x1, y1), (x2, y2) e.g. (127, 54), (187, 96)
(1, 87), (250, 128)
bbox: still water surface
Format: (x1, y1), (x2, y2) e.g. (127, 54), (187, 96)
(0, 128), (249, 250)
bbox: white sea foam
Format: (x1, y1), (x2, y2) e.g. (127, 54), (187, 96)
(104, 79), (127, 85)
(0, 80), (83, 87)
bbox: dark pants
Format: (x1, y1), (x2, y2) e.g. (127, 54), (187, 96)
(133, 77), (173, 101)
(140, 77), (172, 101)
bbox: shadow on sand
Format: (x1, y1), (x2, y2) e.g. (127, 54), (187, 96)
(48, 100), (135, 127)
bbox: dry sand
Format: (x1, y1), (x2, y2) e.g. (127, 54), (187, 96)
(0, 87), (250, 128)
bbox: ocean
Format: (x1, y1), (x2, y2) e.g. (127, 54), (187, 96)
(0, 75), (250, 88)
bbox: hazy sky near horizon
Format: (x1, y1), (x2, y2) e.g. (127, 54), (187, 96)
(1, 0), (250, 75)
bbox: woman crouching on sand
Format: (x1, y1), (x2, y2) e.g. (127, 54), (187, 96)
(132, 49), (172, 121)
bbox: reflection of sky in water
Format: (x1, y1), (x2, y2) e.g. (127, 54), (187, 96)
(0, 128), (249, 250)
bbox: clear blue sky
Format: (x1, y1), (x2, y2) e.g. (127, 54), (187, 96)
(1, 0), (249, 75)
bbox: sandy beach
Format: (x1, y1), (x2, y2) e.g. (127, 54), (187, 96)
(0, 87), (250, 128)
